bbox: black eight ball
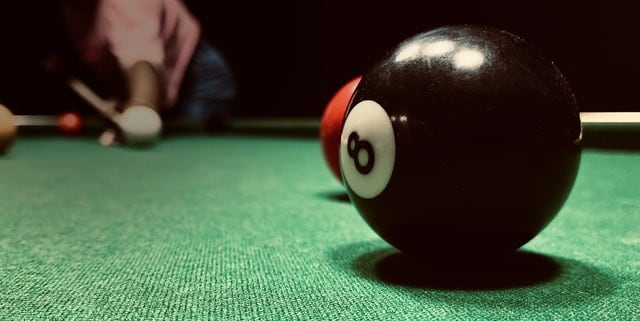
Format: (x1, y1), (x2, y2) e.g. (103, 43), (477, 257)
(339, 25), (582, 258)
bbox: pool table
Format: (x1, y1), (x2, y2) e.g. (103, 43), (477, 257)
(0, 117), (638, 320)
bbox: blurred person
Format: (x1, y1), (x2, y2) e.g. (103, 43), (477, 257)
(52, 0), (237, 144)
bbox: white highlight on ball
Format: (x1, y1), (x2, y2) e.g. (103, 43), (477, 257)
(421, 40), (455, 57)
(395, 39), (456, 63)
(394, 43), (422, 63)
(453, 48), (485, 70)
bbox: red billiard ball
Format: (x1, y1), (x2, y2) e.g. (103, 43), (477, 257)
(58, 112), (83, 135)
(320, 76), (361, 182)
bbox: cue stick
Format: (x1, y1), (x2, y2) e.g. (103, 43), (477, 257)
(66, 77), (119, 120)
(64, 77), (132, 146)
(13, 115), (104, 127)
(39, 54), (119, 122)
(13, 77), (119, 127)
(579, 112), (640, 124)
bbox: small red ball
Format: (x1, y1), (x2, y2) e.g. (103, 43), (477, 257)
(58, 112), (83, 135)
(320, 76), (361, 182)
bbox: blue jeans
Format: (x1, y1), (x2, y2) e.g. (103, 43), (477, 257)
(172, 39), (237, 128)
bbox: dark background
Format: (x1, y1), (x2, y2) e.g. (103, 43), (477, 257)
(0, 1), (637, 117)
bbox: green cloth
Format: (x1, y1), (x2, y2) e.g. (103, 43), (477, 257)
(1, 136), (638, 320)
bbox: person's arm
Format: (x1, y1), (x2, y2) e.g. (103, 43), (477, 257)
(125, 60), (163, 111)
(104, 0), (166, 111)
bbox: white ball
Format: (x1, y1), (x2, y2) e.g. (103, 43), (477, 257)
(116, 105), (162, 145)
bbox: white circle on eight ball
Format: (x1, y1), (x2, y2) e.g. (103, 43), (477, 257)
(340, 100), (396, 199)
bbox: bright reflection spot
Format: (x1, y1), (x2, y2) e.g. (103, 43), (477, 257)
(390, 115), (408, 122)
(453, 49), (485, 70)
(394, 43), (421, 62)
(421, 40), (455, 57)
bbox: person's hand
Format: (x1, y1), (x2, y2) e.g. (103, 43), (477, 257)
(97, 98), (123, 147)
(98, 126), (121, 147)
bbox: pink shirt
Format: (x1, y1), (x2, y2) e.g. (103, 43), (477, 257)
(61, 0), (201, 108)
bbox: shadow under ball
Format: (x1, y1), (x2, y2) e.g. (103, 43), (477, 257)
(339, 25), (582, 258)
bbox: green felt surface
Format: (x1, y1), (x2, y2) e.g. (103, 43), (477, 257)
(1, 135), (639, 320)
